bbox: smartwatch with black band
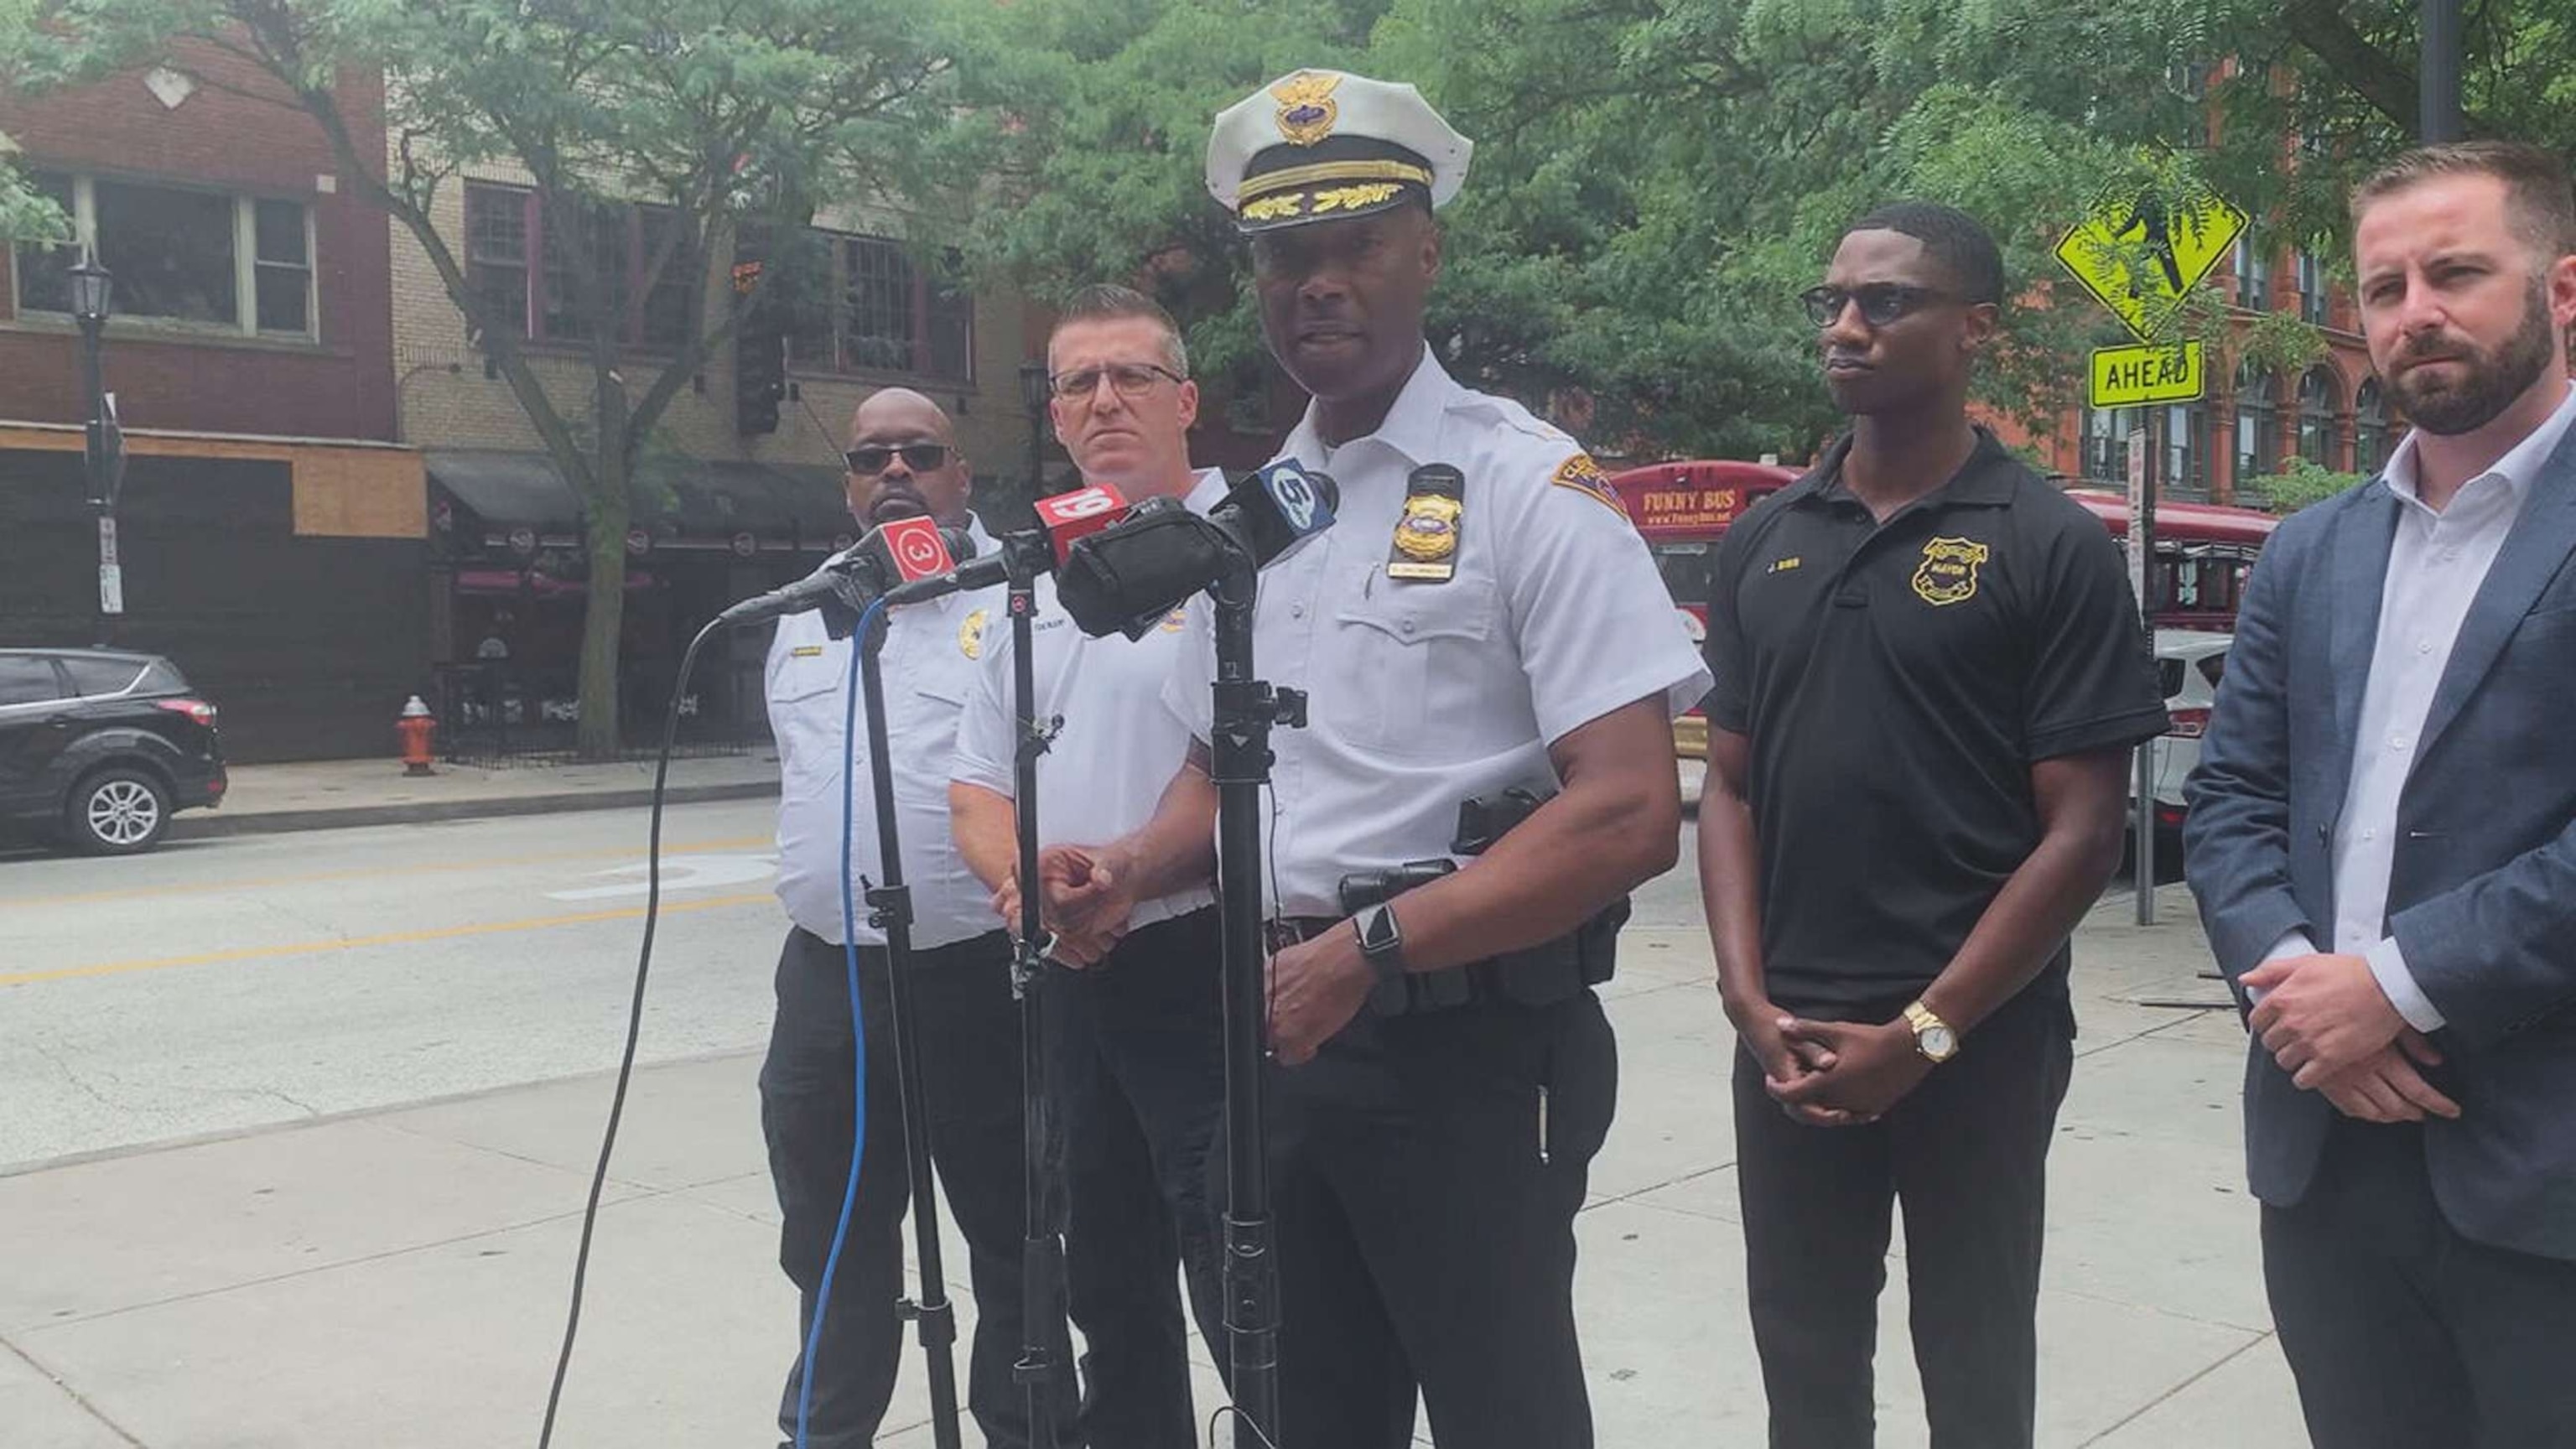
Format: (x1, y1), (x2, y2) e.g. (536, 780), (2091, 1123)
(1353, 901), (1406, 989)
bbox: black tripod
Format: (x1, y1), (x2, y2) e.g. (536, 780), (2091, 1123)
(1208, 559), (1299, 1447)
(1002, 536), (1071, 1449)
(855, 611), (966, 1449)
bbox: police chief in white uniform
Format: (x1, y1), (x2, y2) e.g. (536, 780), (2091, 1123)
(760, 387), (1067, 1449)
(1033, 72), (1708, 1449)
(949, 287), (1233, 1449)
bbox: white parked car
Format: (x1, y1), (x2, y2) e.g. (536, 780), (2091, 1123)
(2143, 628), (2231, 839)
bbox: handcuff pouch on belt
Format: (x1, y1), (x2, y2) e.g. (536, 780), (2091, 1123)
(1333, 786), (1628, 1017)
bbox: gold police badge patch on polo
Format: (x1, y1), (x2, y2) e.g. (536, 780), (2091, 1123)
(1271, 70), (1341, 146)
(958, 608), (989, 660)
(1911, 537), (1991, 606)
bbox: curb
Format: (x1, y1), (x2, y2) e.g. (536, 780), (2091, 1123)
(167, 780), (780, 840)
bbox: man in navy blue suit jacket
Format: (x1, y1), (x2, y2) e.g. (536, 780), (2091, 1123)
(2186, 141), (2576, 1447)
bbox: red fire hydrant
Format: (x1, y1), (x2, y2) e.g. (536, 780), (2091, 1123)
(397, 695), (438, 776)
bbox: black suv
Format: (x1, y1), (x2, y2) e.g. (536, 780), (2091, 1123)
(0, 648), (227, 854)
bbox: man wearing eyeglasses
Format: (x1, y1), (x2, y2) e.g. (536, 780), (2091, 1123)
(760, 387), (1069, 1449)
(1696, 204), (2165, 1447)
(948, 284), (1233, 1448)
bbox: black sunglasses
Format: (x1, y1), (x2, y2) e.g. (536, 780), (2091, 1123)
(1800, 283), (1953, 329)
(844, 443), (953, 475)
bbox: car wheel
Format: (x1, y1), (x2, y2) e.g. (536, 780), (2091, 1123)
(66, 767), (171, 855)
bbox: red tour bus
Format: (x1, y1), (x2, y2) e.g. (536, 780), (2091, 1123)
(1606, 460), (2278, 755)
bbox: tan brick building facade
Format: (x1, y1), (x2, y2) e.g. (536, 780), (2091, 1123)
(389, 171), (1046, 484)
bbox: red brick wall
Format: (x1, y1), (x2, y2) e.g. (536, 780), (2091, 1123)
(0, 42), (394, 442)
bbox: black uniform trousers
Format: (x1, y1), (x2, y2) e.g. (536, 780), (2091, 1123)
(1260, 988), (1618, 1449)
(1052, 906), (1229, 1449)
(2262, 1116), (2576, 1449)
(759, 926), (1072, 1449)
(1731, 985), (2074, 1449)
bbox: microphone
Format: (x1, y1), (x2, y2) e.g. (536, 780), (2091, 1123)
(716, 517), (973, 631)
(1053, 461), (1339, 637)
(880, 483), (1128, 607)
(1207, 459), (1338, 569)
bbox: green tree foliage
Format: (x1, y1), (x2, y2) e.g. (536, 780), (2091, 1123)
(0, 0), (70, 239)
(8, 0), (965, 753)
(2253, 454), (2368, 513)
(961, 0), (2571, 461)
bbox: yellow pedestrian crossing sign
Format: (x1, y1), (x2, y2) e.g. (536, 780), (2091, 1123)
(2053, 190), (2247, 343)
(2090, 340), (2206, 408)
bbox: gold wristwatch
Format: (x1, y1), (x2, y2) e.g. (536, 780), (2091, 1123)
(1903, 1000), (1959, 1064)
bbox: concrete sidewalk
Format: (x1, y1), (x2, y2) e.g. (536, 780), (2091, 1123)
(0, 886), (2299, 1448)
(171, 756), (1693, 841)
(171, 752), (782, 839)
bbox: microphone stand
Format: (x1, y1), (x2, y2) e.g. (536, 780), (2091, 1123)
(1208, 551), (1298, 1448)
(1003, 532), (1069, 1449)
(857, 611), (966, 1449)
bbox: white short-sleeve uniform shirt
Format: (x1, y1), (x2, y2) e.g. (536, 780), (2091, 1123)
(951, 470), (1230, 932)
(768, 515), (1005, 949)
(1162, 351), (1711, 917)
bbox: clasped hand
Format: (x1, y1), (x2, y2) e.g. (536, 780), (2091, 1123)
(2241, 953), (2459, 1122)
(1740, 1003), (1929, 1127)
(991, 844), (1135, 967)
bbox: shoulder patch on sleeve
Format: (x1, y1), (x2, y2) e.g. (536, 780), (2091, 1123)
(1550, 452), (1628, 517)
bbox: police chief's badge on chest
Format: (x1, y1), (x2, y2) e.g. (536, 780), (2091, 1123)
(1388, 462), (1466, 582)
(958, 608), (989, 660)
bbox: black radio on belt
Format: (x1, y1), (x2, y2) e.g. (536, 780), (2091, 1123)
(1335, 786), (1628, 1017)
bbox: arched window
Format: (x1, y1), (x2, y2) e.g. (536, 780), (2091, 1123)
(2355, 379), (2392, 475)
(2236, 363), (2280, 481)
(2298, 366), (2342, 466)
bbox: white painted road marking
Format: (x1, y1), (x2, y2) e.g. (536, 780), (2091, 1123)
(544, 853), (779, 901)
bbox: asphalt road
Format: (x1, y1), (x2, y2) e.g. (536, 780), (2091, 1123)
(0, 800), (791, 1168)
(1, 800), (1713, 1170)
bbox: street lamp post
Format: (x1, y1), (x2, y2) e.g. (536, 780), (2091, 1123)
(2422, 0), (2464, 143)
(1017, 360), (1050, 507)
(68, 257), (126, 635)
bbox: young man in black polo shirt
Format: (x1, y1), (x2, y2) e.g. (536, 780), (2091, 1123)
(1697, 202), (2167, 1448)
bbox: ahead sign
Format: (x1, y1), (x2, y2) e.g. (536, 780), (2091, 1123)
(2090, 340), (2206, 408)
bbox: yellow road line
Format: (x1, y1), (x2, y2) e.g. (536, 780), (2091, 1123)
(0, 836), (774, 912)
(0, 891), (777, 989)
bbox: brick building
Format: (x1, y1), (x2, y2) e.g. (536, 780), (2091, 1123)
(0, 45), (427, 761)
(390, 160), (1081, 741)
(393, 167), (1296, 743)
(2023, 234), (2385, 505)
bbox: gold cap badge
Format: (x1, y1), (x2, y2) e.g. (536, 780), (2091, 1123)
(1271, 70), (1342, 146)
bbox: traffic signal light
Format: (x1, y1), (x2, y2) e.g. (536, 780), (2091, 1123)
(736, 325), (784, 435)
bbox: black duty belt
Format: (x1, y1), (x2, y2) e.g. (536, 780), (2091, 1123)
(1265, 911), (1621, 1017)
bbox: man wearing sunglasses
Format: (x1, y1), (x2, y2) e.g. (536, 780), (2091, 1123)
(1697, 203), (2165, 1447)
(949, 284), (1233, 1447)
(761, 387), (1072, 1448)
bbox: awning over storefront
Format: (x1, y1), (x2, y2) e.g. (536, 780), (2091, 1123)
(425, 449), (850, 544)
